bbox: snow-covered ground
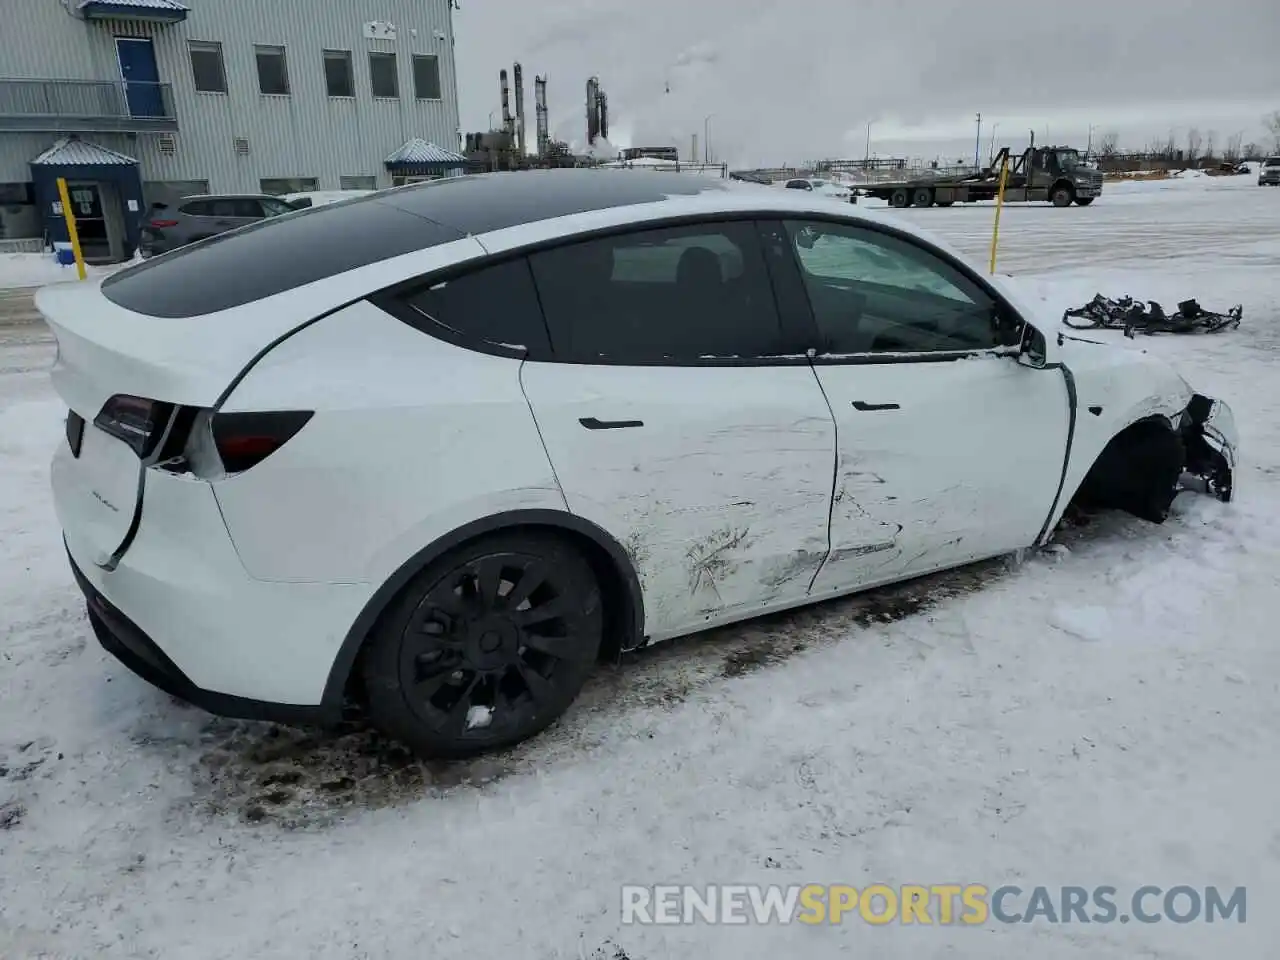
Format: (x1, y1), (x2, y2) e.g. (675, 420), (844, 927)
(0, 252), (130, 292)
(1, 173), (1278, 959)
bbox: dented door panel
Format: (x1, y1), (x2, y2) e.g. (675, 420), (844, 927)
(809, 353), (1070, 594)
(520, 361), (835, 639)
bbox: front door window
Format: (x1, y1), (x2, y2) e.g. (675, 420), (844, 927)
(783, 220), (1002, 355)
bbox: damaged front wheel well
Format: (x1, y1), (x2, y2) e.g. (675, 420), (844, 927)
(1069, 416), (1185, 523)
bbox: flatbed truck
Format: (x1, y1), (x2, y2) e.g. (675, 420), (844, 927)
(861, 143), (1103, 208)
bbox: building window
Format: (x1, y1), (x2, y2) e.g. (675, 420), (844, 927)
(412, 55), (442, 100)
(255, 44), (290, 96)
(143, 180), (210, 208)
(189, 41), (227, 93)
(260, 177), (319, 195)
(392, 174), (442, 186)
(323, 49), (354, 97)
(369, 52), (398, 99)
(339, 176), (377, 190)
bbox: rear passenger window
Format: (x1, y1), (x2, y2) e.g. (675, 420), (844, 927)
(179, 200), (210, 216)
(399, 257), (552, 357)
(527, 221), (784, 363)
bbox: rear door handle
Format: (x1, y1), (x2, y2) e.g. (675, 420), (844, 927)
(579, 417), (644, 430)
(852, 401), (900, 411)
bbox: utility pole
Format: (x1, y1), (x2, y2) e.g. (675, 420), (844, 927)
(703, 114), (713, 164)
(864, 120), (873, 165)
(974, 112), (982, 170)
(1086, 124), (1094, 156)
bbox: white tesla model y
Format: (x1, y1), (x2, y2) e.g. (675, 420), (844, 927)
(42, 170), (1237, 757)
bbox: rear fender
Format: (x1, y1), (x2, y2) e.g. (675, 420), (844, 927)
(211, 300), (566, 585)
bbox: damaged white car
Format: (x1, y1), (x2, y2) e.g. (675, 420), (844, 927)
(42, 170), (1237, 758)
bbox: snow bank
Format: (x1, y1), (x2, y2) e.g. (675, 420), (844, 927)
(0, 252), (129, 291)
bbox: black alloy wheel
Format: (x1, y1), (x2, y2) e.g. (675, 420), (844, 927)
(361, 532), (603, 757)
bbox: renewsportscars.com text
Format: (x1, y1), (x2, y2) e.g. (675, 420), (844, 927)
(620, 884), (1246, 926)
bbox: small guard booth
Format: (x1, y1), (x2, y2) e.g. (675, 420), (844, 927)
(30, 135), (144, 262)
(384, 139), (466, 186)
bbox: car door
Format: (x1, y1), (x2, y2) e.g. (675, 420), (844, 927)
(519, 219), (837, 640)
(771, 217), (1071, 595)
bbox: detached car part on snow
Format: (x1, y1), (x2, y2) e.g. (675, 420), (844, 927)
(1063, 294), (1242, 336)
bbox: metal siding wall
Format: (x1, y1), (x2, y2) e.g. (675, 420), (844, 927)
(143, 0), (461, 191)
(1, 1), (122, 80)
(2, 0), (460, 192)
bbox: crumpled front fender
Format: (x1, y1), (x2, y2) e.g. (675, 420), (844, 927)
(1180, 394), (1237, 502)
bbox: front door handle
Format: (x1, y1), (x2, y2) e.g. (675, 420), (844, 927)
(852, 401), (900, 412)
(579, 417), (644, 430)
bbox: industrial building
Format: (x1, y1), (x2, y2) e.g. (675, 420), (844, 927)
(0, 0), (463, 260)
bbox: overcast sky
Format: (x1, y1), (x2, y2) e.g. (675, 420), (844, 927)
(453, 0), (1280, 165)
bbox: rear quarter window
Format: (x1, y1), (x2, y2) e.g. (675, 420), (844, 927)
(101, 198), (467, 318)
(388, 257), (553, 358)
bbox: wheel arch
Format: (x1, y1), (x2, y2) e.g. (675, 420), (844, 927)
(1051, 179), (1076, 201)
(1062, 413), (1184, 520)
(320, 509), (646, 713)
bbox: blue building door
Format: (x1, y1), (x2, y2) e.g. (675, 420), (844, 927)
(116, 38), (163, 118)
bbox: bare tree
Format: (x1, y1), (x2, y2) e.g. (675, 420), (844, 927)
(1243, 142), (1261, 161)
(1266, 111), (1280, 152)
(1204, 130), (1216, 163)
(1098, 131), (1119, 157)
(1224, 131), (1244, 162)
(1185, 127), (1203, 162)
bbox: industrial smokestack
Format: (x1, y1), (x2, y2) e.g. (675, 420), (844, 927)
(513, 62), (526, 156)
(499, 69), (512, 137)
(535, 75), (549, 157)
(586, 76), (599, 145)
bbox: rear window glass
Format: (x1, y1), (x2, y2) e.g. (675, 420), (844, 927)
(527, 221), (785, 363)
(102, 197), (466, 318)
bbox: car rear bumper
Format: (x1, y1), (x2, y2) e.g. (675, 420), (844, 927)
(70, 548), (331, 725)
(56, 453), (372, 720)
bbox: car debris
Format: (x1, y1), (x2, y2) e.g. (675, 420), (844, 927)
(1063, 294), (1242, 337)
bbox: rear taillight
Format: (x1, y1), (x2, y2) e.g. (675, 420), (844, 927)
(210, 411), (313, 473)
(148, 219), (179, 228)
(94, 394), (173, 458)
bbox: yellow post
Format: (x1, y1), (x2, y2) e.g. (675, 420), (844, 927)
(55, 176), (87, 281)
(988, 156), (1011, 275)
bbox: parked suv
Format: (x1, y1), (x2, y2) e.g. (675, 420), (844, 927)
(782, 178), (857, 202)
(139, 193), (298, 256)
(1259, 158), (1280, 186)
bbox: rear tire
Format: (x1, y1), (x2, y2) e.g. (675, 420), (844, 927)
(890, 188), (910, 208)
(912, 187), (934, 207)
(360, 531), (603, 758)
